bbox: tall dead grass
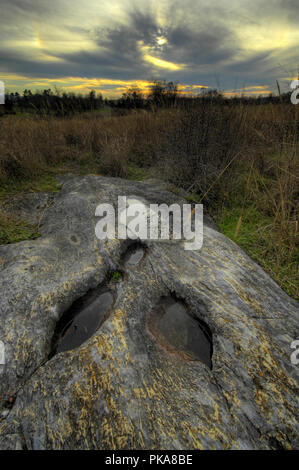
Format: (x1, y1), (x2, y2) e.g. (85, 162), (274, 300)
(0, 103), (298, 297)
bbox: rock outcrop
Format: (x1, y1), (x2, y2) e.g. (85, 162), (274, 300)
(0, 175), (298, 450)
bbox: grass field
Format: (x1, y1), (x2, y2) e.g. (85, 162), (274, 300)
(0, 102), (298, 299)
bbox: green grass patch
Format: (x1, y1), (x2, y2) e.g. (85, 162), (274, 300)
(0, 173), (61, 245)
(185, 193), (202, 204)
(111, 271), (122, 282)
(0, 212), (41, 245)
(0, 173), (63, 198)
(216, 205), (298, 301)
(126, 165), (149, 181)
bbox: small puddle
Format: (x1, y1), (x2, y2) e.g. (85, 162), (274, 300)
(148, 296), (212, 368)
(123, 244), (145, 269)
(50, 286), (114, 356)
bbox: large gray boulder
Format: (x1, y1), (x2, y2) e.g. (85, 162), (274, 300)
(0, 175), (298, 450)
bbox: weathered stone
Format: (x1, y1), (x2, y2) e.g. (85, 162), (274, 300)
(0, 175), (298, 450)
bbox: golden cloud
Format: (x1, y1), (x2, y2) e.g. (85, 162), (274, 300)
(143, 54), (185, 71)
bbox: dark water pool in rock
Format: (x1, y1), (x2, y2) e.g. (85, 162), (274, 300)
(123, 244), (145, 269)
(148, 296), (212, 368)
(50, 286), (114, 356)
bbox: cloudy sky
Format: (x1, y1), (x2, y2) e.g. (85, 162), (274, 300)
(1, 0), (298, 97)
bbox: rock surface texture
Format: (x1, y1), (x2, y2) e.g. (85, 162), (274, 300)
(0, 175), (298, 450)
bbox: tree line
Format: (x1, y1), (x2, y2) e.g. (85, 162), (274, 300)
(0, 80), (294, 116)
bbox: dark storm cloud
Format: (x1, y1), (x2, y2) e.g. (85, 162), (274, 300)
(47, 11), (163, 79)
(93, 11), (162, 67)
(165, 26), (236, 64)
(0, 47), (146, 81)
(224, 51), (274, 76)
(56, 8), (237, 80)
(96, 8), (236, 65)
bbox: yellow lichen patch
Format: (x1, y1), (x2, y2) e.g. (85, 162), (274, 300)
(133, 388), (147, 399)
(111, 309), (129, 353)
(213, 402), (220, 422)
(223, 389), (241, 408)
(181, 422), (205, 449)
(254, 388), (271, 420)
(14, 332), (34, 363)
(228, 277), (268, 318)
(239, 320), (299, 430)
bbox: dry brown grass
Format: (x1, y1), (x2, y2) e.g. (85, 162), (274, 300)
(0, 104), (298, 297)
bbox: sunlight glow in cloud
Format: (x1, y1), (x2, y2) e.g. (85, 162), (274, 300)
(223, 84), (272, 96)
(156, 36), (167, 46)
(143, 54), (184, 71)
(237, 25), (292, 52)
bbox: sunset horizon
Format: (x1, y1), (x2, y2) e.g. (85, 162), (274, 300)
(1, 0), (299, 98)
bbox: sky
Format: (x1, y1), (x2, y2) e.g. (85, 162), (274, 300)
(1, 0), (298, 98)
